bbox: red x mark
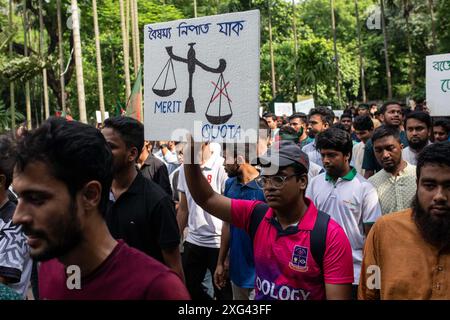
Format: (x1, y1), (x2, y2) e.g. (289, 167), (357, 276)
(210, 81), (232, 103)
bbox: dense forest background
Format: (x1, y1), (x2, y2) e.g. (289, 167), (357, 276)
(1, 0), (449, 130)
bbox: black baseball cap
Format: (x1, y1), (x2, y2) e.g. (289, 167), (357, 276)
(259, 140), (309, 175)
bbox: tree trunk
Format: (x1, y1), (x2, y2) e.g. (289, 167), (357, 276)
(57, 0), (66, 113)
(292, 0), (300, 98)
(130, 0), (138, 76)
(405, 14), (415, 90)
(380, 0), (392, 100)
(71, 0), (87, 123)
(330, 0), (342, 107)
(354, 0), (367, 102)
(428, 0), (437, 52)
(39, 0), (50, 120)
(268, 4), (276, 98)
(9, 0), (15, 133)
(119, 0), (131, 102)
(92, 0), (106, 122)
(194, 0), (198, 17)
(23, 0), (32, 129)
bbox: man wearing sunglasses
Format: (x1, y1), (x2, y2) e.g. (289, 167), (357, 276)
(183, 139), (354, 300)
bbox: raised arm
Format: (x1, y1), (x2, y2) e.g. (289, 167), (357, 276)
(183, 163), (232, 223)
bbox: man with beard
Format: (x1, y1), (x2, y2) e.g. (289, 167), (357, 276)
(362, 102), (409, 179)
(12, 117), (189, 299)
(302, 107), (335, 167)
(402, 111), (432, 166)
(288, 113), (314, 148)
(359, 142), (450, 299)
(369, 126), (416, 215)
(214, 143), (265, 300)
(306, 127), (382, 298)
(102, 116), (183, 280)
(183, 138), (354, 300)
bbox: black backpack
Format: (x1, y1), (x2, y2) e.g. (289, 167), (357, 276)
(249, 202), (330, 271)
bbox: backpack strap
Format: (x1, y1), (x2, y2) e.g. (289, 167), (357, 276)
(310, 210), (330, 272)
(249, 202), (270, 241)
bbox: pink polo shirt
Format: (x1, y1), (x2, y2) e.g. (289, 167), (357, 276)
(231, 198), (354, 300)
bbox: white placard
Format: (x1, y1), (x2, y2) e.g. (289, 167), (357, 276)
(274, 103), (293, 116)
(95, 111), (109, 123)
(144, 10), (260, 142)
(294, 98), (315, 114)
(426, 53), (450, 116)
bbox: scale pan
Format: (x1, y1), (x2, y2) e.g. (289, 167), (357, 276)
(153, 88), (176, 97)
(206, 113), (233, 125)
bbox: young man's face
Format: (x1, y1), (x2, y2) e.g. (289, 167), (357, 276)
(373, 135), (403, 173)
(265, 117), (277, 130)
(414, 163), (450, 248)
(358, 108), (370, 117)
(340, 117), (352, 133)
(102, 127), (135, 175)
(433, 125), (449, 142)
(289, 117), (306, 135)
(320, 149), (350, 178)
(354, 129), (373, 143)
(12, 161), (83, 261)
(261, 166), (306, 210)
(406, 118), (430, 150)
(381, 104), (403, 127)
(308, 114), (328, 136)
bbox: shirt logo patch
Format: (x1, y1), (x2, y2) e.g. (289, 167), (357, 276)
(289, 245), (309, 272)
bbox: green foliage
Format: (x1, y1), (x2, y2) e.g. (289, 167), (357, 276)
(0, 100), (25, 133)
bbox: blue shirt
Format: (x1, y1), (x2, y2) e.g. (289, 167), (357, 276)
(224, 177), (266, 288)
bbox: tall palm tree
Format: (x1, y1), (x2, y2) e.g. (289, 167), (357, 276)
(23, 0), (32, 129)
(119, 0), (131, 101)
(354, 0), (367, 102)
(330, 0), (342, 107)
(57, 0), (66, 112)
(9, 0), (15, 133)
(92, 0), (106, 122)
(39, 0), (50, 119)
(130, 0), (138, 76)
(71, 0), (87, 123)
(428, 0), (437, 52)
(268, 2), (276, 98)
(380, 0), (392, 99)
(292, 0), (300, 98)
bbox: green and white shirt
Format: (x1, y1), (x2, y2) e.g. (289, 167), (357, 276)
(368, 162), (416, 215)
(306, 168), (382, 284)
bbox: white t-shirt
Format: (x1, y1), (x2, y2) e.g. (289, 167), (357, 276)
(177, 156), (228, 248)
(302, 141), (323, 167)
(306, 169), (382, 284)
(401, 141), (432, 166)
(352, 141), (366, 176)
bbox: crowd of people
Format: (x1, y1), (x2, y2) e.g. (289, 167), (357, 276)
(0, 100), (449, 300)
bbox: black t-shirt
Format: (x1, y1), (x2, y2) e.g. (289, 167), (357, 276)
(105, 172), (180, 263)
(140, 154), (173, 197)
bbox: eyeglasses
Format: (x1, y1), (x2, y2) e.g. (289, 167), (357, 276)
(255, 174), (301, 189)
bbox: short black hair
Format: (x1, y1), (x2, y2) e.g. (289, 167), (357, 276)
(0, 134), (17, 188)
(353, 115), (374, 131)
(380, 101), (401, 114)
(264, 113), (277, 121)
(103, 116), (144, 161)
(15, 117), (113, 216)
(316, 127), (353, 159)
(289, 113), (307, 123)
(416, 141), (450, 179)
(433, 118), (450, 132)
(371, 125), (401, 144)
(308, 106), (335, 126)
(405, 111), (432, 129)
(259, 117), (271, 139)
(340, 113), (353, 121)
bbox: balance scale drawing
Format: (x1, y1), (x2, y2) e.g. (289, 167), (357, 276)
(152, 43), (233, 125)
